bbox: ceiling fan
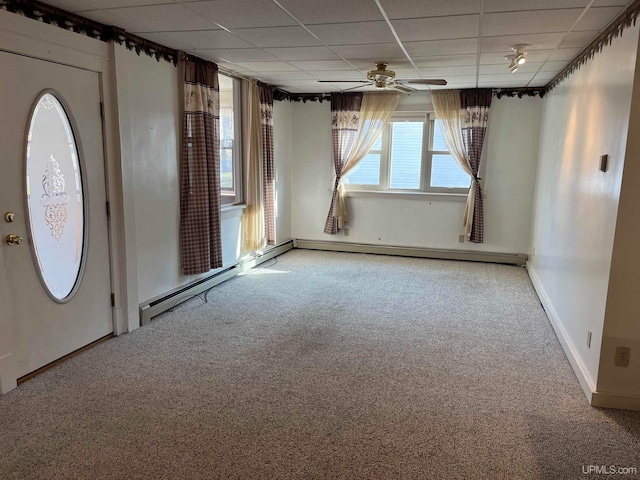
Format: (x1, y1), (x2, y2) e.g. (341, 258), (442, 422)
(318, 62), (447, 93)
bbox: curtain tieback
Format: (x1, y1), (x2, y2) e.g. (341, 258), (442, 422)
(473, 175), (481, 182)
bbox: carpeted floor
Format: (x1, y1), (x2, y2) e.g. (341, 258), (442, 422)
(1, 250), (639, 479)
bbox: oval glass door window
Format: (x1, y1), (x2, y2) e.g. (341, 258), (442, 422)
(25, 92), (85, 302)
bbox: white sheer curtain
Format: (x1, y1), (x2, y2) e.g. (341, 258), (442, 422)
(431, 90), (476, 238)
(332, 92), (401, 227)
(241, 80), (265, 253)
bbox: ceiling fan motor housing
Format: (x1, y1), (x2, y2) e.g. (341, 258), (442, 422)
(367, 62), (396, 86)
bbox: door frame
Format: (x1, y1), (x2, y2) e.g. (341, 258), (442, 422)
(0, 10), (134, 393)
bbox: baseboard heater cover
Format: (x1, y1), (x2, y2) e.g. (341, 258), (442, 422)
(139, 240), (294, 326)
(293, 239), (527, 266)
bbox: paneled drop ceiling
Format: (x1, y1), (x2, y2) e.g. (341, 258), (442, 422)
(40, 0), (633, 93)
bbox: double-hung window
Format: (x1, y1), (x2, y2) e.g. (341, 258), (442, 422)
(218, 74), (242, 205)
(344, 113), (470, 194)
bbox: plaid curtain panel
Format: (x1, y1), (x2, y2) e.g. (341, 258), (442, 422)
(324, 92), (363, 235)
(180, 57), (223, 275)
(259, 83), (276, 246)
(460, 89), (492, 244)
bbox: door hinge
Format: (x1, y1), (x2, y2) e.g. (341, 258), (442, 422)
(111, 293), (115, 307)
(100, 102), (105, 119)
(106, 201), (111, 218)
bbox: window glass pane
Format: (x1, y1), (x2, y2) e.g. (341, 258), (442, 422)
(432, 120), (449, 151)
(345, 153), (380, 185)
(390, 121), (423, 190)
(431, 154), (471, 188)
(26, 93), (85, 301)
(370, 133), (382, 151)
(219, 75), (234, 198)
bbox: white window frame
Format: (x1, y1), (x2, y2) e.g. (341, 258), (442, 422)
(345, 112), (470, 196)
(219, 74), (243, 206)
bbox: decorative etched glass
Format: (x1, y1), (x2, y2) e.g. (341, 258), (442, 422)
(26, 92), (85, 301)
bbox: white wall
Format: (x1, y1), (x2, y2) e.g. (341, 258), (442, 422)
(116, 47), (243, 304)
(598, 28), (640, 398)
(273, 100), (293, 243)
(528, 23), (640, 397)
(290, 95), (541, 254)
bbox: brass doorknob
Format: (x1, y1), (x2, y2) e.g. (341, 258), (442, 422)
(6, 234), (23, 246)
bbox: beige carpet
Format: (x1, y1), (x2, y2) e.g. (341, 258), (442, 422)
(1, 250), (639, 479)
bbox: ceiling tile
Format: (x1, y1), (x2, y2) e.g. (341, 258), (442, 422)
(483, 9), (582, 36)
(478, 80), (529, 87)
(538, 60), (571, 72)
(332, 43), (405, 59)
(560, 30), (599, 48)
(350, 58), (412, 69)
(83, 0), (173, 7)
(134, 32), (194, 50)
(163, 30), (253, 49)
(194, 49), (280, 62)
(481, 33), (565, 52)
(78, 9), (153, 33)
(484, 0), (589, 12)
(547, 48), (582, 61)
(435, 82), (477, 88)
(592, 0), (629, 5)
(433, 75), (477, 84)
(307, 22), (395, 45)
(531, 71), (558, 82)
(312, 70), (364, 80)
(479, 73), (535, 82)
(404, 38), (478, 56)
(379, 0), (481, 19)
(289, 60), (358, 71)
(418, 65), (477, 76)
(528, 78), (549, 87)
(264, 46), (340, 61)
(231, 61), (300, 72)
(107, 4), (217, 31)
(232, 26), (321, 48)
(184, 0), (297, 29)
(276, 0), (383, 24)
(39, 0), (97, 11)
(574, 6), (623, 31)
(480, 49), (553, 64)
(479, 62), (544, 74)
(412, 54), (478, 67)
(392, 15), (480, 42)
(390, 68), (422, 79)
(257, 71), (317, 81)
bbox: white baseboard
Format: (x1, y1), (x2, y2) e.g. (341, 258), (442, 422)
(526, 263), (596, 404)
(294, 239), (527, 266)
(528, 264), (640, 411)
(0, 352), (16, 394)
(591, 391), (640, 411)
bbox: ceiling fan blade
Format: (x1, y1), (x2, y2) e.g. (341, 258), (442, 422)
(317, 80), (371, 83)
(406, 79), (448, 86)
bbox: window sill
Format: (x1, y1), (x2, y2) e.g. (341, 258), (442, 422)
(346, 190), (468, 202)
(221, 204), (246, 220)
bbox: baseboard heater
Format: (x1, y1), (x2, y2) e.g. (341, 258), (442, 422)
(293, 239), (527, 266)
(139, 240), (294, 326)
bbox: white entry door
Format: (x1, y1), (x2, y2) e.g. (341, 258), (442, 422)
(0, 51), (113, 380)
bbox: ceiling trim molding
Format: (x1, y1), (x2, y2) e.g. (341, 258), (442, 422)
(275, 87), (545, 103)
(545, 0), (640, 91)
(0, 0), (178, 65)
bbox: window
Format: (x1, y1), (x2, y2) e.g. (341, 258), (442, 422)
(218, 74), (242, 205)
(344, 113), (470, 194)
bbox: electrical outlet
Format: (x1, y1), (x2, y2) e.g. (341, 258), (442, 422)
(344, 228), (349, 236)
(587, 330), (592, 348)
(458, 235), (465, 243)
(615, 347), (630, 367)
